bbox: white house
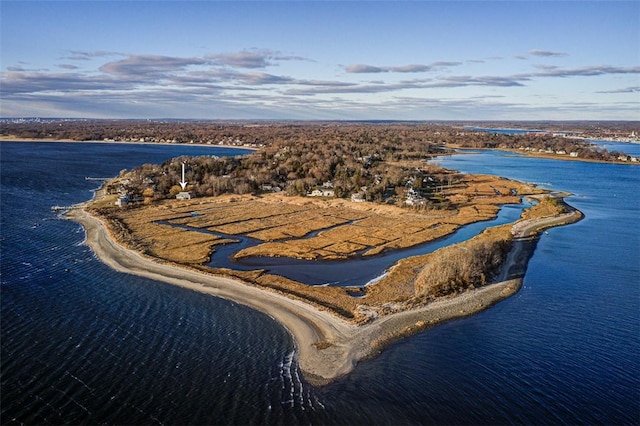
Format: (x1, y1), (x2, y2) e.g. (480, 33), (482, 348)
(176, 191), (191, 200)
(309, 189), (334, 197)
(351, 192), (366, 203)
(115, 194), (130, 207)
(261, 184), (282, 192)
(405, 188), (425, 206)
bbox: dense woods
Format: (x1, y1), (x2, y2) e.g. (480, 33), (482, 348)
(105, 123), (460, 207)
(2, 118), (637, 143)
(2, 119), (636, 163)
(7, 120), (617, 209)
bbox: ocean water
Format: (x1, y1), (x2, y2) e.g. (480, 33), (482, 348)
(1, 142), (638, 424)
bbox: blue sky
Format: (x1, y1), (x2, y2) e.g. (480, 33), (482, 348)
(1, 1), (638, 120)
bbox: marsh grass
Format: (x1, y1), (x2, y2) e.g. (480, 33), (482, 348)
(96, 175), (549, 321)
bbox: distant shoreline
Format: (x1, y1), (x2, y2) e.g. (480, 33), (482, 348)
(66, 180), (582, 386)
(0, 137), (259, 151)
(446, 144), (639, 165)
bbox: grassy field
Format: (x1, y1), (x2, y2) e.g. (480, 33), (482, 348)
(95, 173), (548, 322)
(108, 173), (540, 261)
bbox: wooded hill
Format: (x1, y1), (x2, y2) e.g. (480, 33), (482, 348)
(110, 124), (453, 208)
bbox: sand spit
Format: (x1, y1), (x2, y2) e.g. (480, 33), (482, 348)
(67, 200), (581, 386)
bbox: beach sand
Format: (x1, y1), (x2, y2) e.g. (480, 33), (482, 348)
(67, 199), (581, 386)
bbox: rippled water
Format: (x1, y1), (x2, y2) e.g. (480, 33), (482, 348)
(2, 142), (638, 424)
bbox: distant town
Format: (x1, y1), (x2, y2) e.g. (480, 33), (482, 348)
(1, 118), (638, 159)
(3, 120), (629, 212)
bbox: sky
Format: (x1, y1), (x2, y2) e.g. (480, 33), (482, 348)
(1, 1), (639, 120)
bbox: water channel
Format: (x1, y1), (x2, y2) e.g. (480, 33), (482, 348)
(159, 198), (533, 286)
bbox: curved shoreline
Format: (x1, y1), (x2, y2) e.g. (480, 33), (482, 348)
(0, 137), (259, 151)
(446, 144), (639, 165)
(67, 199), (582, 386)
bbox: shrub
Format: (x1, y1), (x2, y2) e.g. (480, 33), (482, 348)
(414, 229), (512, 298)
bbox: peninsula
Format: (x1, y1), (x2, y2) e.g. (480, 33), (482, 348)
(60, 123), (586, 385)
(69, 179), (580, 386)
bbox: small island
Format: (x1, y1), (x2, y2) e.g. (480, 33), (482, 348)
(60, 123), (588, 385)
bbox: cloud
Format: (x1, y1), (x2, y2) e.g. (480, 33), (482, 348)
(345, 61), (461, 73)
(63, 50), (125, 61)
(430, 61), (463, 69)
(237, 72), (295, 85)
(209, 50), (274, 68)
(596, 86), (640, 94)
(529, 49), (569, 57)
(207, 49), (310, 69)
(389, 64), (434, 73)
(533, 64), (559, 71)
(5, 57), (638, 101)
(99, 55), (208, 77)
(274, 54), (311, 62)
(296, 79), (357, 87)
(3, 46), (639, 120)
(0, 71), (126, 96)
(437, 75), (526, 87)
(531, 65), (640, 78)
(285, 64), (640, 96)
(285, 74), (524, 96)
(6, 65), (48, 72)
(285, 83), (404, 96)
(166, 69), (237, 87)
(166, 68), (354, 89)
(345, 64), (386, 73)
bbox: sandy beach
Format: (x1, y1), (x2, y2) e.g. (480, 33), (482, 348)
(66, 197), (581, 386)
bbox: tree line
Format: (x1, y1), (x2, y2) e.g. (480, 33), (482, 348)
(86, 121), (636, 208)
(110, 125), (455, 207)
(3, 119), (634, 163)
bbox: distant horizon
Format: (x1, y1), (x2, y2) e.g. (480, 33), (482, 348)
(2, 1), (638, 120)
(0, 0), (640, 121)
(2, 117), (639, 124)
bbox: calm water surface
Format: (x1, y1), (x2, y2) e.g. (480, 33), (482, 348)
(1, 142), (638, 424)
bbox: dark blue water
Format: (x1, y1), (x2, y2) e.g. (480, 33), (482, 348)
(2, 142), (638, 424)
(587, 139), (640, 156)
